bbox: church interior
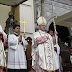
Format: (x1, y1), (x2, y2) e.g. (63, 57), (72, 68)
(1, 0), (72, 72)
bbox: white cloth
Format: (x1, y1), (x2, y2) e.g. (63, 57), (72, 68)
(0, 25), (7, 66)
(54, 44), (60, 68)
(32, 30), (58, 71)
(7, 34), (28, 69)
(37, 16), (46, 25)
(0, 25), (7, 43)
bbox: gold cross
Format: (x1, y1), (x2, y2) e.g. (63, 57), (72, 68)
(20, 18), (28, 38)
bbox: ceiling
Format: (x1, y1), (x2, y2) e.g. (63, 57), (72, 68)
(55, 11), (72, 27)
(0, 0), (27, 6)
(54, 0), (72, 6)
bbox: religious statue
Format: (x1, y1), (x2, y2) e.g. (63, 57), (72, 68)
(4, 11), (18, 35)
(36, 7), (41, 19)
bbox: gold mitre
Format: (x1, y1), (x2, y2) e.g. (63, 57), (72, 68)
(37, 16), (46, 25)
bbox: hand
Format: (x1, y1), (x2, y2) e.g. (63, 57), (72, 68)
(18, 35), (22, 42)
(54, 31), (58, 35)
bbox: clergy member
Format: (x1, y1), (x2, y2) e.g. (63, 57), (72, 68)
(32, 16), (58, 72)
(0, 25), (7, 72)
(7, 25), (28, 72)
(49, 30), (60, 72)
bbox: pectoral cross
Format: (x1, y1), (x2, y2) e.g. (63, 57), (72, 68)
(20, 18), (28, 38)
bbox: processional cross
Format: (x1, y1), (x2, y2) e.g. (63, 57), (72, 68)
(20, 18), (28, 38)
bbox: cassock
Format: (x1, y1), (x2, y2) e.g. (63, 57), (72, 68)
(53, 35), (60, 72)
(54, 44), (60, 68)
(0, 25), (7, 67)
(53, 35), (60, 69)
(7, 33), (28, 70)
(32, 30), (58, 72)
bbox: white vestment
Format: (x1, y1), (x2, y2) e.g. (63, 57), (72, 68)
(7, 34), (28, 69)
(54, 44), (60, 68)
(0, 25), (7, 66)
(32, 30), (58, 71)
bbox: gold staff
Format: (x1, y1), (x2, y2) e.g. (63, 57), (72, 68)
(53, 16), (57, 31)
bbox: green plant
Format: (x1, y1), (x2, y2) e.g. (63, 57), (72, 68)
(58, 38), (64, 46)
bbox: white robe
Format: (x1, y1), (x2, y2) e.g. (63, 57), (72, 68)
(32, 30), (58, 71)
(54, 44), (60, 68)
(7, 34), (28, 69)
(0, 25), (7, 66)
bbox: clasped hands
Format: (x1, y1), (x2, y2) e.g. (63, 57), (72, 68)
(18, 35), (22, 42)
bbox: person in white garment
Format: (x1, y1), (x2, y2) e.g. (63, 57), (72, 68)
(49, 30), (60, 72)
(0, 25), (7, 72)
(32, 16), (59, 72)
(7, 25), (28, 72)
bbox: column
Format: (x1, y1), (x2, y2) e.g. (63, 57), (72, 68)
(41, 0), (45, 17)
(33, 0), (36, 21)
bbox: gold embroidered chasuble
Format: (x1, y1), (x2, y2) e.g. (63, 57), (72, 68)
(32, 31), (58, 71)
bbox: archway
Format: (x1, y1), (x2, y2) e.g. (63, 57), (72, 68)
(49, 22), (71, 47)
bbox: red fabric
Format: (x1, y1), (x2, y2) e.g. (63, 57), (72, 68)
(0, 34), (4, 42)
(35, 52), (58, 72)
(0, 68), (3, 72)
(36, 36), (47, 45)
(35, 51), (48, 72)
(53, 37), (56, 45)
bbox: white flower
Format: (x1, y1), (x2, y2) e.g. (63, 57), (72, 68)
(64, 42), (68, 46)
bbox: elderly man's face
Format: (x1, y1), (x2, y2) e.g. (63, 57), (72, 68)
(39, 24), (46, 31)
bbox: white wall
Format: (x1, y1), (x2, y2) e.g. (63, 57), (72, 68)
(19, 0), (35, 38)
(0, 4), (11, 30)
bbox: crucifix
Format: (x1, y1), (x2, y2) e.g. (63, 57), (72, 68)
(20, 18), (28, 38)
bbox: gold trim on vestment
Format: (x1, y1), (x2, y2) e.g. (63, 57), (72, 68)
(47, 34), (55, 71)
(38, 32), (57, 71)
(46, 33), (54, 70)
(32, 32), (58, 71)
(35, 37), (38, 40)
(32, 65), (59, 71)
(32, 53), (34, 56)
(40, 66), (59, 71)
(32, 44), (34, 47)
(42, 17), (44, 23)
(38, 22), (46, 25)
(38, 16), (46, 25)
(39, 31), (47, 67)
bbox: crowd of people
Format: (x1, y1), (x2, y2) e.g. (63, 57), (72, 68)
(0, 16), (61, 72)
